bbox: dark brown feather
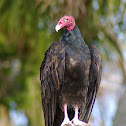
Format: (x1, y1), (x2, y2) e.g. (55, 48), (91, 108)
(40, 42), (65, 126)
(81, 43), (102, 122)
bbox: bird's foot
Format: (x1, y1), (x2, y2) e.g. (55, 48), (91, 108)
(71, 118), (89, 126)
(60, 117), (73, 126)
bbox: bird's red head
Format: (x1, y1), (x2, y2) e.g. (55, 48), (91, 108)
(55, 15), (75, 32)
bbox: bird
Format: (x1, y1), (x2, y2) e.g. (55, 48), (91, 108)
(40, 15), (102, 126)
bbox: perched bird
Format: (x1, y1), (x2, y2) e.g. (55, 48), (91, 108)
(40, 15), (102, 126)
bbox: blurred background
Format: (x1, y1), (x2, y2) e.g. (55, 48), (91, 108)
(0, 0), (126, 126)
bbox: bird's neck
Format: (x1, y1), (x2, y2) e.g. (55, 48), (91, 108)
(61, 25), (86, 46)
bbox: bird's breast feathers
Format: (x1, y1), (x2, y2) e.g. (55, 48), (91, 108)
(69, 58), (78, 67)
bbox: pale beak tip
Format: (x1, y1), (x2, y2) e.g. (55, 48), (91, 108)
(55, 25), (60, 32)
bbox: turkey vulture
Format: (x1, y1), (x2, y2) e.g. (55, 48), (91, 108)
(40, 15), (102, 126)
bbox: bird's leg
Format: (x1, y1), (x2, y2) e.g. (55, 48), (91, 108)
(60, 104), (73, 126)
(71, 106), (88, 126)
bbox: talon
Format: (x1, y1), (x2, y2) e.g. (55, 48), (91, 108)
(60, 104), (74, 126)
(71, 105), (89, 126)
(72, 119), (88, 126)
(60, 118), (73, 126)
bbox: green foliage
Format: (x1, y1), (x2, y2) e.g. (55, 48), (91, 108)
(0, 0), (126, 126)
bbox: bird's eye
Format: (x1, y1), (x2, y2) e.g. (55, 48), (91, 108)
(64, 18), (69, 22)
(64, 19), (67, 22)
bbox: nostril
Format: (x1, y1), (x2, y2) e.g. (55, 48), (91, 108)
(59, 22), (63, 25)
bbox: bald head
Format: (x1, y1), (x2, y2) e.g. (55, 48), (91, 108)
(55, 15), (75, 32)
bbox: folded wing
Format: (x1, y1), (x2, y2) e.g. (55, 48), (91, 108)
(82, 44), (102, 122)
(40, 42), (65, 126)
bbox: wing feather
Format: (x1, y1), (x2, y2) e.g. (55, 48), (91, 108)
(82, 43), (102, 123)
(40, 42), (65, 126)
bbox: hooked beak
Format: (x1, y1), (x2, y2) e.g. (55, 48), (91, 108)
(55, 25), (61, 32)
